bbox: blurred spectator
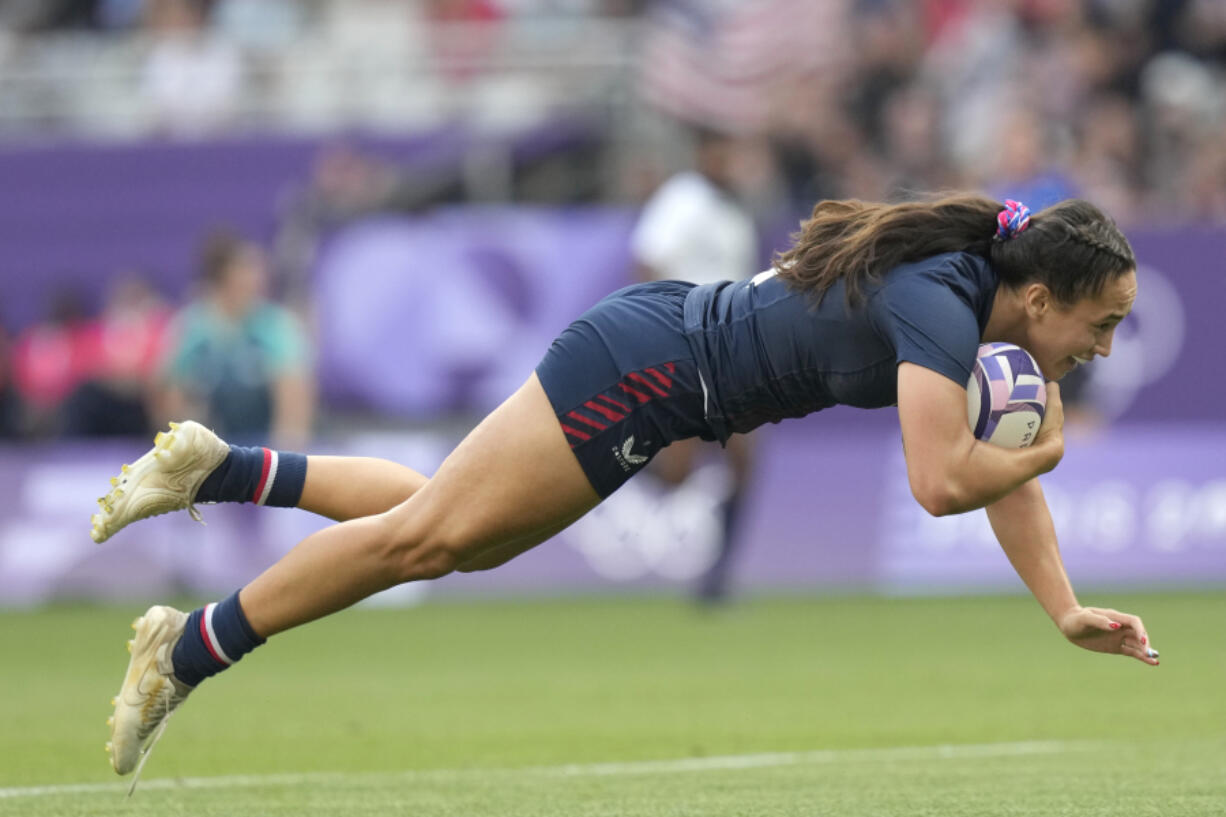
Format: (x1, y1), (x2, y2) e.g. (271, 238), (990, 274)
(981, 107), (1080, 212)
(1139, 50), (1226, 223)
(0, 323), (22, 439)
(158, 232), (315, 447)
(140, 0), (243, 137)
(877, 80), (956, 198)
(0, 0), (101, 31)
(630, 123), (761, 603)
(10, 290), (92, 437)
(212, 0), (304, 51)
(1070, 93), (1144, 223)
(424, 0), (506, 84)
(62, 275), (171, 438)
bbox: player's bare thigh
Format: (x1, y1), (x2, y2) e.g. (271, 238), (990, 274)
(378, 373), (601, 574)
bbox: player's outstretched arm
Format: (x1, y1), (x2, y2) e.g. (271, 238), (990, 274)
(897, 363), (1064, 516)
(986, 479), (1159, 666)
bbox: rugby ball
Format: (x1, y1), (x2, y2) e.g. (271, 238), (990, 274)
(966, 342), (1047, 448)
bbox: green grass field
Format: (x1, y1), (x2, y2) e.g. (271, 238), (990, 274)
(1, 591), (1222, 816)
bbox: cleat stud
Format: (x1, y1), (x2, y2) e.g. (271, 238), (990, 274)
(105, 742), (112, 754)
(111, 697), (118, 706)
(107, 716), (114, 727)
(121, 464), (130, 474)
(110, 477), (119, 487)
(126, 640), (134, 653)
(169, 421), (180, 430)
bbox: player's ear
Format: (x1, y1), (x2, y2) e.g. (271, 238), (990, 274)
(1022, 282), (1052, 319)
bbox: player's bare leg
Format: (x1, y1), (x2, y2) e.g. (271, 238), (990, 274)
(297, 456), (428, 521)
(108, 373), (598, 778)
(238, 371), (599, 636)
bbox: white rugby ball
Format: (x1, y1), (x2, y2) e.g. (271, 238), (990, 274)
(966, 342), (1047, 448)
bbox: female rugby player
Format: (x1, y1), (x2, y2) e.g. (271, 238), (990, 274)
(93, 194), (1155, 781)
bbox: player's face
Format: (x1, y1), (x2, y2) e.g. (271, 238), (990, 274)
(1025, 269), (1137, 380)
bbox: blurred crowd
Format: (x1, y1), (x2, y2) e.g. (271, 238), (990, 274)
(1, 0), (1222, 223)
(0, 233), (315, 446)
(633, 0), (1226, 226)
(0, 0), (1222, 442)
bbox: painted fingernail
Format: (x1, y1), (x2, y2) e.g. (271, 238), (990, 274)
(1141, 635), (1147, 645)
(1109, 622), (1121, 630)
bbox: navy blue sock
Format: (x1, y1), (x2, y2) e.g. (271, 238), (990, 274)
(196, 446), (307, 507)
(171, 591), (265, 687)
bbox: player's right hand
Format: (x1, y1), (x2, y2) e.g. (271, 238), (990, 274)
(1058, 606), (1159, 666)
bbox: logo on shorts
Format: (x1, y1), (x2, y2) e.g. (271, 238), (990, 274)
(613, 435), (649, 472)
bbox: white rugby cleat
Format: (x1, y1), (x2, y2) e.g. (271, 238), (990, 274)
(90, 420), (229, 544)
(107, 606), (193, 790)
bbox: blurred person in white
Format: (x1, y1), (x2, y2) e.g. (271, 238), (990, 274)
(630, 123), (760, 602)
(158, 231), (314, 448)
(140, 0), (243, 137)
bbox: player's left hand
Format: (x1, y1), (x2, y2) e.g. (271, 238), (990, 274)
(1058, 606), (1159, 666)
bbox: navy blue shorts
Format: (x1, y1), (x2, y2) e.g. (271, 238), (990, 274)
(535, 280), (715, 498)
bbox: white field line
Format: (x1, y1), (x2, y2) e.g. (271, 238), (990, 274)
(0, 739), (1094, 799)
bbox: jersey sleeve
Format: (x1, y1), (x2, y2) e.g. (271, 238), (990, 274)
(874, 273), (980, 388)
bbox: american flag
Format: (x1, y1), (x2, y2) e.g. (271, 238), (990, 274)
(639, 0), (852, 133)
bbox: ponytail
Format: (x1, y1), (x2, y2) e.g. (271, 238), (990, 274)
(775, 193), (1135, 307)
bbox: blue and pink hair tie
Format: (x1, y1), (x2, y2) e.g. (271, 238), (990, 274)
(995, 199), (1031, 240)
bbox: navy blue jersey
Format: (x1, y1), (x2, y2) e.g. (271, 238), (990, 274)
(682, 251), (998, 438)
(536, 252), (998, 496)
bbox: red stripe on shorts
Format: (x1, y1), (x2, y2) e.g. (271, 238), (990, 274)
(645, 367), (672, 389)
(567, 410), (608, 431)
(596, 394), (631, 412)
(559, 423), (591, 441)
(584, 400), (624, 422)
(618, 382), (651, 403)
(627, 371), (668, 398)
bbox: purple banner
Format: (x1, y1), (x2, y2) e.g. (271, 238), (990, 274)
(310, 216), (1224, 424)
(313, 209), (636, 415)
(1, 421), (1222, 606)
(0, 123), (598, 330)
(0, 122), (1219, 424)
(1081, 230), (1225, 423)
(877, 426), (1226, 591)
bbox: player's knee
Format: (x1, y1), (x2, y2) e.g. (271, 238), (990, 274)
(379, 514), (477, 583)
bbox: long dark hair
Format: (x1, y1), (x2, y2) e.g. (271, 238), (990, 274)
(774, 193), (1136, 307)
